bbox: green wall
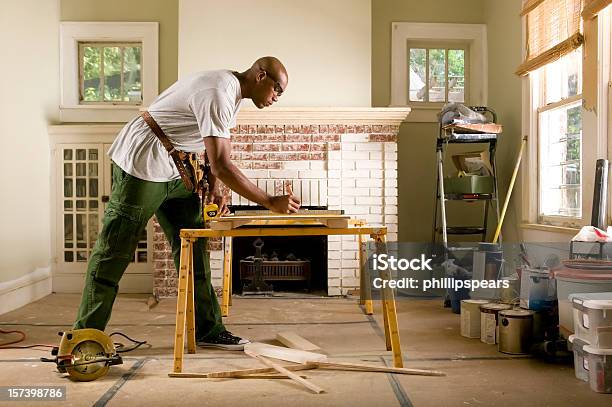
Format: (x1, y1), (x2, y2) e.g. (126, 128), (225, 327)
(60, 0), (179, 92)
(483, 0), (523, 242)
(372, 0), (523, 243)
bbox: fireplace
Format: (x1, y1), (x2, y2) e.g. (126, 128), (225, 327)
(232, 235), (328, 294)
(152, 107), (410, 298)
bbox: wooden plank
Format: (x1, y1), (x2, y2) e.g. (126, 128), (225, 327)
(326, 218), (349, 228)
(234, 209), (343, 216)
(172, 238), (191, 373)
(168, 363), (317, 378)
(210, 218), (352, 231)
(244, 342), (327, 364)
(245, 350), (325, 394)
(213, 214), (351, 223)
(443, 122), (503, 134)
(358, 233), (375, 315)
(376, 234), (403, 368)
(227, 374), (309, 379)
(276, 332), (321, 351)
(316, 362), (445, 377)
(168, 361), (445, 378)
(221, 236), (232, 317)
(180, 226), (387, 239)
(186, 240), (196, 354)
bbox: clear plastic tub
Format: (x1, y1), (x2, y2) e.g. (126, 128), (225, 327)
(554, 268), (612, 337)
(583, 345), (612, 393)
(570, 292), (612, 348)
(568, 334), (590, 382)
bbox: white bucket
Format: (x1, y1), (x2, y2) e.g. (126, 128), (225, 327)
(461, 300), (490, 338)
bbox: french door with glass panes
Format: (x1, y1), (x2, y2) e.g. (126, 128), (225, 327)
(56, 144), (152, 292)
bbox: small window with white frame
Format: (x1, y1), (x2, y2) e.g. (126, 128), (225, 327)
(536, 48), (583, 221)
(390, 23), (487, 113)
(79, 42), (143, 105)
(60, 22), (158, 122)
(408, 42), (468, 104)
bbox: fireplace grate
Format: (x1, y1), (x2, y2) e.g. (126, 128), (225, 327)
(239, 260), (311, 285)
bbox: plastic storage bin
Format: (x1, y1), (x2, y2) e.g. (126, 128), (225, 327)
(568, 334), (590, 382)
(570, 292), (612, 348)
(583, 345), (612, 393)
(554, 268), (612, 337)
(519, 268), (556, 311)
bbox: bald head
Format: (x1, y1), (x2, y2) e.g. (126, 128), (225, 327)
(235, 56), (288, 109)
(251, 56), (288, 84)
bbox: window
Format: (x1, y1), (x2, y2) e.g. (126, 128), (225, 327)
(408, 45), (467, 103)
(537, 49), (583, 220)
(79, 42), (142, 104)
(60, 22), (158, 122)
(390, 23), (486, 117)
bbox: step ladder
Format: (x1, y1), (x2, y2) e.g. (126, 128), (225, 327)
(432, 107), (502, 251)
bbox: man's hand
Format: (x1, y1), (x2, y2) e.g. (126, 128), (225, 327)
(207, 188), (230, 216)
(268, 193), (301, 214)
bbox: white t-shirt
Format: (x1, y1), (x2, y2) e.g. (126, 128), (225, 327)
(108, 69), (242, 182)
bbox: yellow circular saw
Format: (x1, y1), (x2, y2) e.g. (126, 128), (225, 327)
(42, 329), (123, 381)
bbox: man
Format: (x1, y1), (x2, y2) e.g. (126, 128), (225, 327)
(73, 56), (301, 350)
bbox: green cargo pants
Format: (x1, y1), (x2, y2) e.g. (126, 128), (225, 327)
(73, 163), (225, 340)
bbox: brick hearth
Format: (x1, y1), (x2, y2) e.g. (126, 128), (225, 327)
(153, 107), (409, 297)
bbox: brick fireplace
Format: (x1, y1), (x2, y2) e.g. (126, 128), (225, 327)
(153, 107), (410, 297)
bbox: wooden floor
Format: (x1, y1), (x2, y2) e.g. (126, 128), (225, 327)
(0, 293), (609, 406)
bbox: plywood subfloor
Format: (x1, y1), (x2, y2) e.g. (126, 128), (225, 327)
(0, 294), (609, 406)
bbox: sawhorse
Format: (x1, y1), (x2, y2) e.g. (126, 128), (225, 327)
(170, 224), (403, 376)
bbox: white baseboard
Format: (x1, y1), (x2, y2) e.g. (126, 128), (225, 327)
(0, 268), (52, 315)
(52, 273), (153, 294)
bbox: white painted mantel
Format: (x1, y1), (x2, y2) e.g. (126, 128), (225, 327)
(234, 106), (411, 125)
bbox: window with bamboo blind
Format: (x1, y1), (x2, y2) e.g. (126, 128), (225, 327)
(516, 0), (584, 76)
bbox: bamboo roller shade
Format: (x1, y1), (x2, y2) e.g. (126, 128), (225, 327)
(516, 0), (584, 76)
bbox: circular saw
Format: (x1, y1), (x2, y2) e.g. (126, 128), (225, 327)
(42, 329), (123, 381)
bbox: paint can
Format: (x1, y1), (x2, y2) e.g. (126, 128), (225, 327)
(498, 309), (535, 355)
(460, 300), (490, 338)
(480, 303), (512, 344)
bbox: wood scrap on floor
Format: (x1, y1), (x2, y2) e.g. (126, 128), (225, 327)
(167, 362), (317, 378)
(276, 331), (322, 351)
(316, 361), (445, 376)
(169, 341), (445, 394)
(245, 349), (325, 394)
(243, 342), (328, 363)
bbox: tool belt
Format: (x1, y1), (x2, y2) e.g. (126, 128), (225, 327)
(140, 111), (211, 194)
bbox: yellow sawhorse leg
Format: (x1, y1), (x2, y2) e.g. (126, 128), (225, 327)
(222, 237), (232, 317)
(186, 239), (196, 354)
(173, 238), (194, 373)
(358, 234), (374, 315)
(372, 232), (403, 368)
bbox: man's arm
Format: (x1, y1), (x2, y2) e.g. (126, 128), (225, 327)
(203, 136), (300, 213)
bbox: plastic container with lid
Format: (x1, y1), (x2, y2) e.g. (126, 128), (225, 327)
(570, 292), (612, 348)
(582, 345), (612, 393)
(554, 268), (612, 338)
(568, 334), (590, 382)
